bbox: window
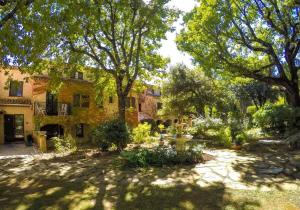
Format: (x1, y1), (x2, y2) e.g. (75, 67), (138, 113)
(73, 94), (81, 107)
(9, 81), (23, 97)
(157, 102), (163, 110)
(81, 95), (90, 108)
(139, 103), (142, 112)
(71, 71), (84, 80)
(73, 94), (90, 108)
(125, 97), (136, 108)
(109, 96), (113, 104)
(75, 124), (84, 137)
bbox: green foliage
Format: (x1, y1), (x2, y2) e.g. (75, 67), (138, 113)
(51, 135), (77, 153)
(91, 119), (130, 151)
(167, 125), (177, 136)
(121, 143), (204, 167)
(253, 104), (299, 134)
(177, 0), (300, 107)
(132, 123), (152, 144)
(235, 132), (247, 146)
(189, 117), (232, 148)
(160, 64), (225, 117)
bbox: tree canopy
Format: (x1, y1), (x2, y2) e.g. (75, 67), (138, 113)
(2, 0), (178, 121)
(177, 0), (300, 107)
(160, 64), (225, 117)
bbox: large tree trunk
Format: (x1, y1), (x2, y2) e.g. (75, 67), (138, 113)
(116, 78), (126, 122)
(117, 92), (126, 122)
(287, 84), (300, 107)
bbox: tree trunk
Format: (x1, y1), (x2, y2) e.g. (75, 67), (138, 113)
(287, 84), (300, 107)
(117, 92), (126, 122)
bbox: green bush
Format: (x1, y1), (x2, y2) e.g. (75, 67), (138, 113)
(235, 132), (247, 145)
(121, 143), (204, 167)
(253, 104), (299, 134)
(91, 119), (130, 151)
(132, 123), (152, 144)
(51, 135), (77, 153)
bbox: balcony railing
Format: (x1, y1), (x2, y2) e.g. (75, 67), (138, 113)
(34, 102), (72, 116)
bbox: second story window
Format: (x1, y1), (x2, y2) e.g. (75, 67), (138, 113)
(71, 71), (84, 80)
(81, 95), (90, 108)
(73, 94), (89, 108)
(125, 97), (136, 108)
(9, 81), (23, 97)
(109, 96), (113, 103)
(73, 94), (81, 107)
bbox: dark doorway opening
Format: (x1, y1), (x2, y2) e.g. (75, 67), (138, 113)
(40, 124), (64, 140)
(4, 114), (25, 143)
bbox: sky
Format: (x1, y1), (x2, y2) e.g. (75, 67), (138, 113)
(159, 0), (197, 68)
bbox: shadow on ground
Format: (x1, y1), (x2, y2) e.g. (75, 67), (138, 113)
(232, 142), (300, 190)
(0, 149), (261, 210)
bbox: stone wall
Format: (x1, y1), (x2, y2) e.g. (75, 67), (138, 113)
(34, 79), (139, 144)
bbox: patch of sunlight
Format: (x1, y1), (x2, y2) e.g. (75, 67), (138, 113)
(103, 198), (114, 209)
(16, 204), (29, 210)
(65, 186), (99, 210)
(24, 192), (42, 200)
(141, 187), (152, 196)
(151, 178), (175, 186)
(45, 187), (63, 196)
(19, 179), (35, 189)
(184, 186), (192, 192)
(180, 200), (195, 210)
(125, 192), (138, 202)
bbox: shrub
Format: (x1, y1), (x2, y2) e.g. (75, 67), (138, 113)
(51, 135), (77, 153)
(166, 125), (176, 135)
(189, 117), (232, 147)
(121, 143), (204, 167)
(140, 119), (158, 133)
(132, 123), (152, 144)
(253, 104), (299, 135)
(91, 119), (130, 151)
(235, 132), (247, 145)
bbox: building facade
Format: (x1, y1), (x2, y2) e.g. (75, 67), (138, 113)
(0, 68), (138, 145)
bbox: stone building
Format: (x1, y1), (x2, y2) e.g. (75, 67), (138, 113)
(0, 68), (138, 145)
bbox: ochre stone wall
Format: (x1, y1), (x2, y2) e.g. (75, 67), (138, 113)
(34, 78), (139, 144)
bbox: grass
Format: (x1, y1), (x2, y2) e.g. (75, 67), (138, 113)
(0, 149), (299, 210)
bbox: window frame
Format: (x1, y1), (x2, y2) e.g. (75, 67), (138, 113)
(9, 81), (23, 97)
(73, 94), (81, 107)
(81, 95), (90, 108)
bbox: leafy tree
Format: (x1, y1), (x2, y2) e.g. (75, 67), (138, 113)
(0, 0), (33, 29)
(23, 0), (177, 122)
(0, 0), (36, 65)
(231, 80), (279, 110)
(160, 64), (224, 117)
(177, 0), (300, 107)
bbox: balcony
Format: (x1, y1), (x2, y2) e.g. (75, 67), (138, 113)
(0, 98), (32, 106)
(34, 102), (72, 116)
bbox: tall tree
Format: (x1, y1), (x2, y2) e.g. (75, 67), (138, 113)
(177, 0), (300, 107)
(27, 0), (177, 121)
(161, 64), (224, 117)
